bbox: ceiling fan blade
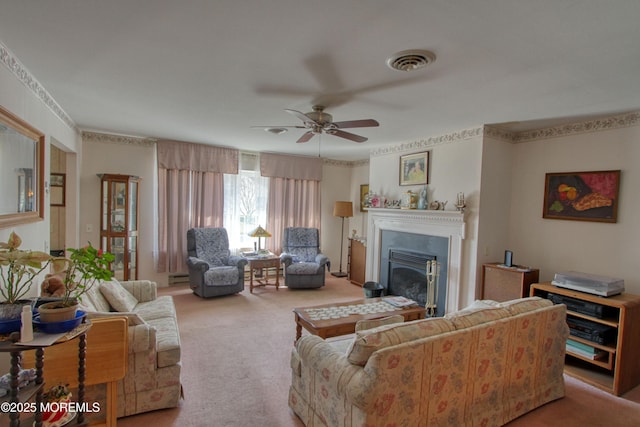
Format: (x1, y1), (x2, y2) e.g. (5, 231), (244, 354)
(296, 131), (316, 143)
(330, 129), (368, 143)
(332, 119), (380, 129)
(250, 125), (306, 129)
(285, 109), (317, 125)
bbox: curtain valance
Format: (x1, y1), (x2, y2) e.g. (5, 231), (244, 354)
(260, 153), (322, 181)
(157, 139), (238, 174)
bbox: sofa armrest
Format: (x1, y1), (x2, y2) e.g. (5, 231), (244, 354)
(280, 253), (294, 267)
(315, 253), (329, 269)
(85, 310), (146, 326)
(119, 280), (158, 302)
(187, 256), (210, 272)
(296, 335), (361, 396)
(228, 255), (248, 268)
(128, 323), (158, 354)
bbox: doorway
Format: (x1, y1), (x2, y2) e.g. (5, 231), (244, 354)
(50, 145), (66, 256)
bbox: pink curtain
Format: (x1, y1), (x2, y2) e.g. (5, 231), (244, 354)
(156, 140), (236, 273)
(266, 177), (321, 254)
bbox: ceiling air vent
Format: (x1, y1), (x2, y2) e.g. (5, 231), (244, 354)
(386, 49), (436, 72)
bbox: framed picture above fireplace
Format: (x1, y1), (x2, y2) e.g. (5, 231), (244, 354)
(400, 151), (429, 186)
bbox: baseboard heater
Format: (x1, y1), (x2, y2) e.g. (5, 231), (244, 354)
(168, 273), (190, 286)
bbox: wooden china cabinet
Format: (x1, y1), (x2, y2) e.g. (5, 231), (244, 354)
(99, 174), (140, 281)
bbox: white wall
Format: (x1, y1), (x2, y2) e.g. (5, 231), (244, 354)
(79, 137), (164, 285)
(348, 161), (370, 238)
(509, 124), (640, 294)
(0, 52), (80, 299)
(475, 135), (515, 294)
(320, 161), (354, 273)
(368, 135), (484, 309)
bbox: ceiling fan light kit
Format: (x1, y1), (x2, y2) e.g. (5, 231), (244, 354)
(386, 49), (436, 72)
(283, 105), (379, 144)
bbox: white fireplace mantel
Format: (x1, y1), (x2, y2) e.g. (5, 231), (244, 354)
(366, 208), (466, 314)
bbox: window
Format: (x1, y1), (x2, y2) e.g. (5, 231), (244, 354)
(223, 153), (269, 252)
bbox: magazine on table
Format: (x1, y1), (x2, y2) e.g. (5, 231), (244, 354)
(383, 296), (418, 307)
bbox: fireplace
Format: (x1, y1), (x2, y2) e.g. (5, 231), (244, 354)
(388, 249), (434, 307)
(366, 209), (466, 314)
(379, 231), (448, 316)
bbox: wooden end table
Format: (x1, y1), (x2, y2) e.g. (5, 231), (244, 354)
(292, 298), (426, 344)
(246, 255), (280, 293)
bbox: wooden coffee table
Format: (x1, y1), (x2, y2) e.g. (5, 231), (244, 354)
(293, 298), (426, 343)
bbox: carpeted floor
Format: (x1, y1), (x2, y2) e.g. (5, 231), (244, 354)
(118, 275), (640, 427)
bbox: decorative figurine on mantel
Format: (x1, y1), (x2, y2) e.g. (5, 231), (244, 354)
(455, 192), (466, 213)
(418, 186), (428, 210)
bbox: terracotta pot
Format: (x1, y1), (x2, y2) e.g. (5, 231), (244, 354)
(38, 301), (78, 322)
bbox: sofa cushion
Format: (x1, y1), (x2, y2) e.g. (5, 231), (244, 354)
(204, 266), (239, 286)
(498, 296), (552, 314)
(445, 305), (511, 329)
(355, 315), (404, 332)
(101, 280), (139, 312)
(134, 296), (177, 321)
(80, 282), (113, 313)
(346, 317), (454, 366)
(287, 262), (320, 275)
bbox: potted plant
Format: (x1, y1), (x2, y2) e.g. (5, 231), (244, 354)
(0, 232), (52, 327)
(38, 243), (114, 322)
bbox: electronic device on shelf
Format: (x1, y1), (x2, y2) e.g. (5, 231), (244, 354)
(552, 271), (625, 297)
(545, 292), (613, 319)
(566, 316), (616, 345)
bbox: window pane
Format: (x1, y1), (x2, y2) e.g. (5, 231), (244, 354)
(223, 170), (269, 252)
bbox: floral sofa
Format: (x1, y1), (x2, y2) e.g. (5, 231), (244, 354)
(289, 297), (569, 427)
(79, 279), (182, 417)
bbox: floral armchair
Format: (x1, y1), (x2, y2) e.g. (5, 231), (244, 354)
(280, 227), (330, 289)
(186, 228), (248, 298)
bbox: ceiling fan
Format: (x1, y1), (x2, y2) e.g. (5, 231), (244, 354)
(258, 105), (379, 143)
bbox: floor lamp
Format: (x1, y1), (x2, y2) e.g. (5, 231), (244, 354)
(331, 201), (353, 277)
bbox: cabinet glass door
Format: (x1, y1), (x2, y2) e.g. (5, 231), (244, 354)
(111, 181), (126, 232)
(128, 182), (137, 232)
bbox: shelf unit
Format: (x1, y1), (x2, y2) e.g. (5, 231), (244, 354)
(530, 282), (640, 395)
(482, 262), (539, 301)
(0, 325), (89, 427)
(99, 174), (140, 281)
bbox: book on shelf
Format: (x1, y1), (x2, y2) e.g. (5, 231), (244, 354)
(383, 296), (418, 308)
(566, 339), (607, 360)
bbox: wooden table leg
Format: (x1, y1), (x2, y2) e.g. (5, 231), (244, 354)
(294, 313), (302, 345)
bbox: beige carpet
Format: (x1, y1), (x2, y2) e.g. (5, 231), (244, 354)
(118, 275), (640, 427)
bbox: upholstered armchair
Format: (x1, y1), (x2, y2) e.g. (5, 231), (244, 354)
(186, 227), (248, 298)
(280, 227), (330, 289)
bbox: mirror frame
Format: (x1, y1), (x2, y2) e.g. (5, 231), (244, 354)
(0, 105), (45, 229)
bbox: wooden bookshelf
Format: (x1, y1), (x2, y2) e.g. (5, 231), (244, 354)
(531, 282), (640, 396)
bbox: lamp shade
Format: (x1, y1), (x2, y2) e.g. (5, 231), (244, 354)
(333, 201), (353, 218)
(248, 225), (272, 238)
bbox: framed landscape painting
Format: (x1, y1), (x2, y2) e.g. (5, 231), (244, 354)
(543, 170), (620, 223)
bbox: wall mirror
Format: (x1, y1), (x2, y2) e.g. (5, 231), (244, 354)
(0, 105), (45, 229)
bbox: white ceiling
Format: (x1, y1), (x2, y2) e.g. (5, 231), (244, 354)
(0, 0), (639, 160)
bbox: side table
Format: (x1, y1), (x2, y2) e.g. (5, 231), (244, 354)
(247, 256), (280, 293)
(0, 321), (90, 427)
